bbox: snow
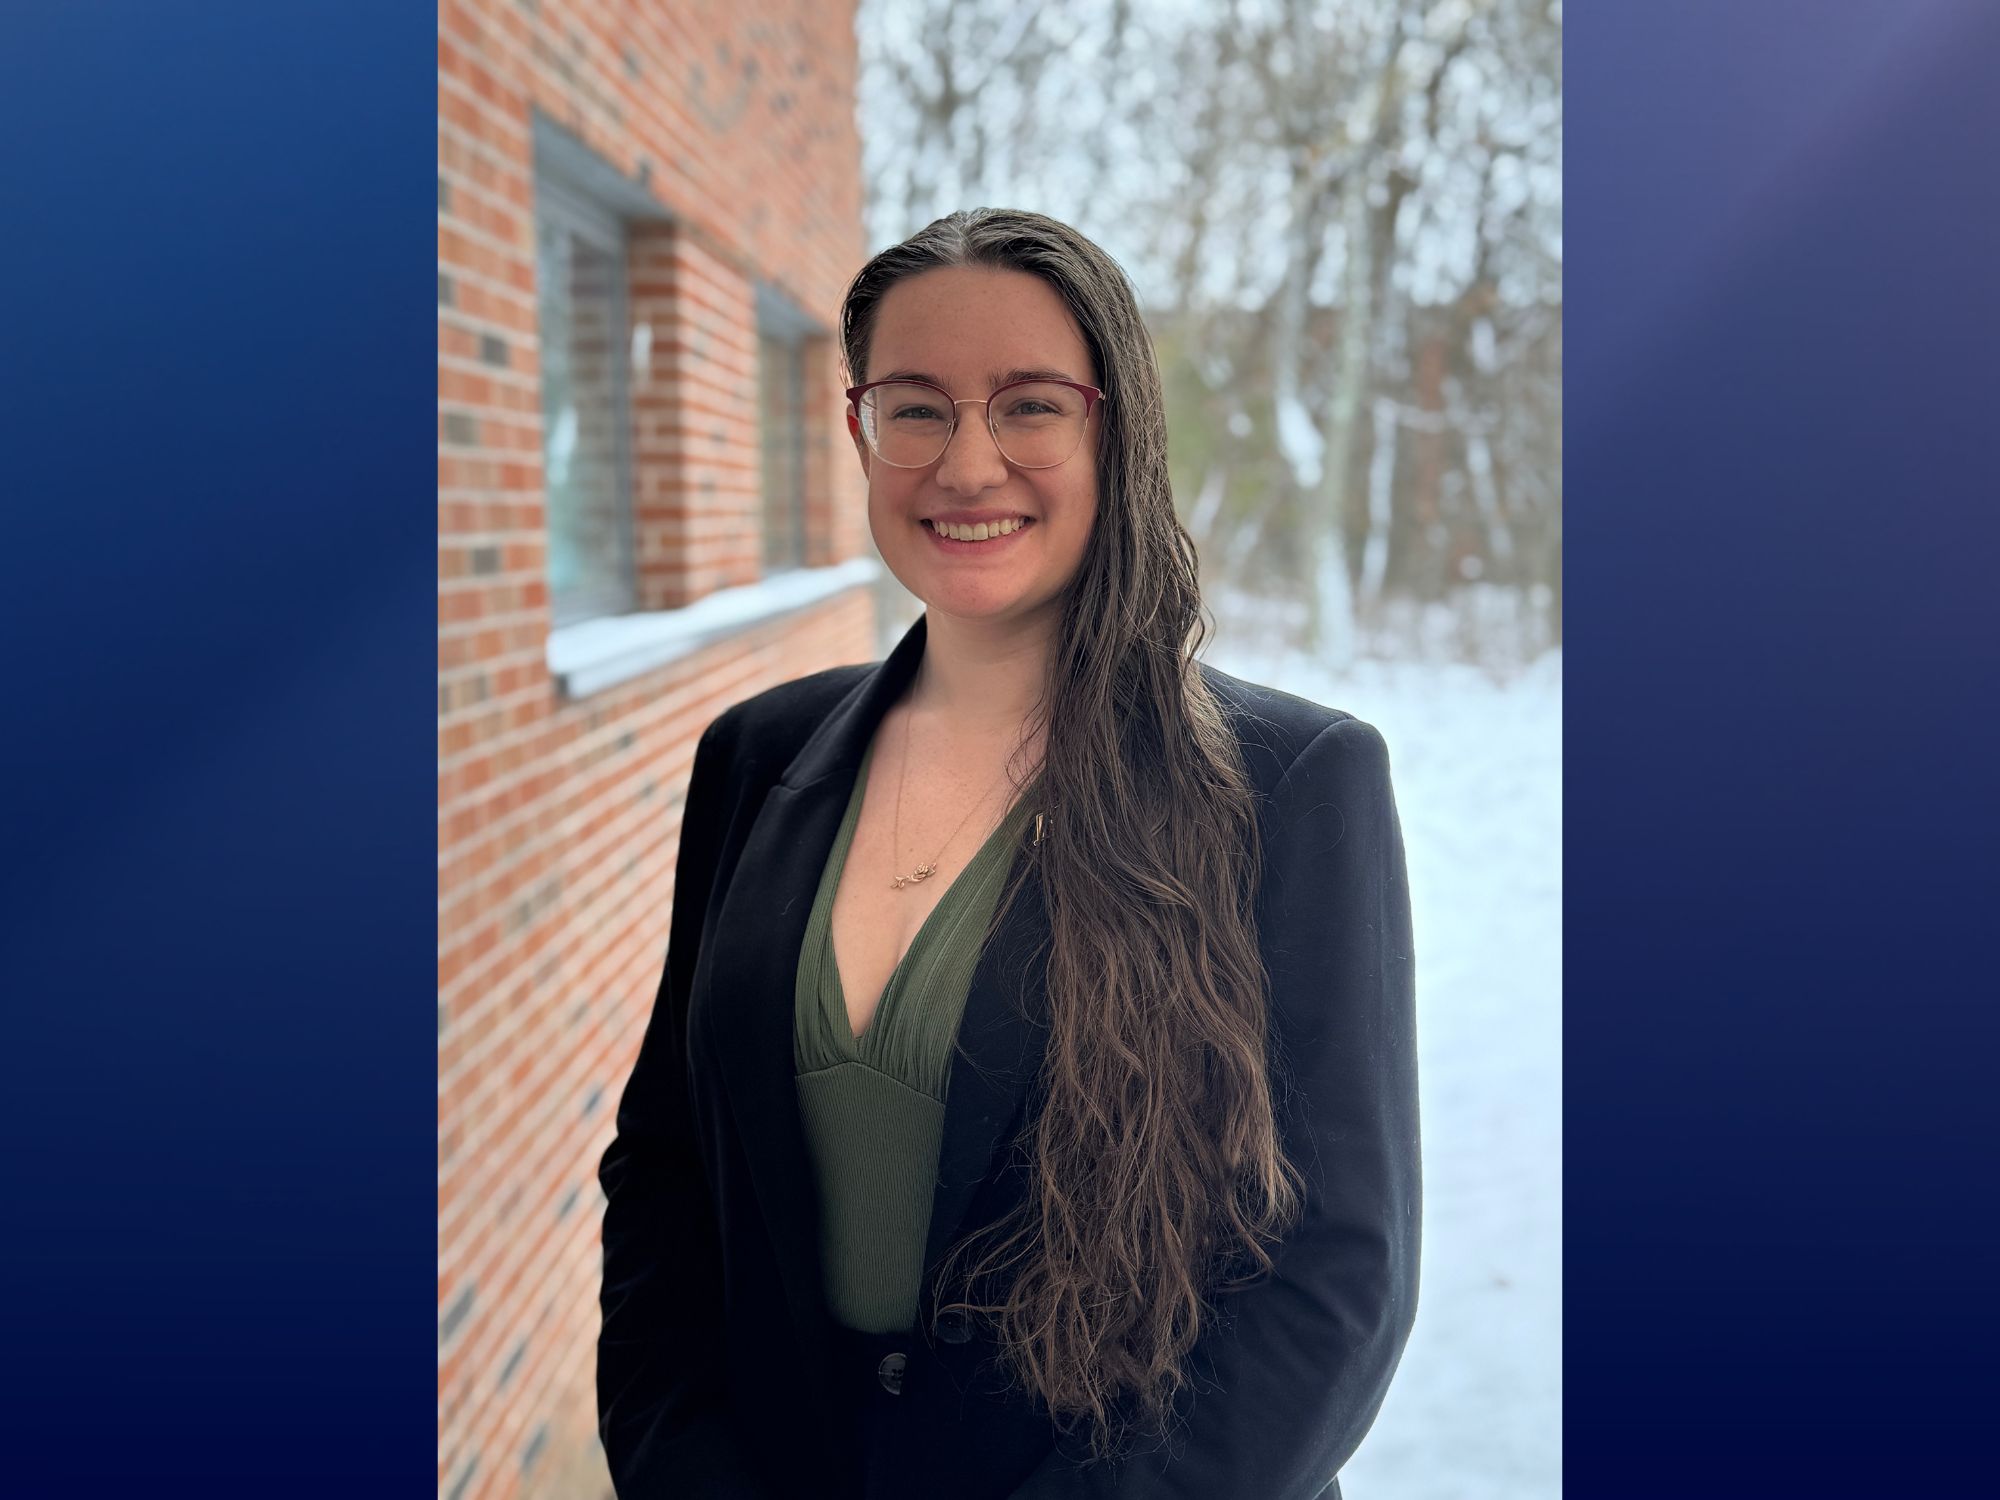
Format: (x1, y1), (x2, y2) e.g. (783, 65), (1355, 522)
(547, 558), (883, 699)
(1205, 623), (1563, 1500)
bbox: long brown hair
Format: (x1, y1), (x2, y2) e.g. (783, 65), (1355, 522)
(840, 209), (1304, 1463)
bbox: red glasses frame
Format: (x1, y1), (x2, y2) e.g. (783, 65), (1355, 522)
(844, 376), (1107, 469)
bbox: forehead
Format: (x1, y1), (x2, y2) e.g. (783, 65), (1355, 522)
(867, 265), (1097, 388)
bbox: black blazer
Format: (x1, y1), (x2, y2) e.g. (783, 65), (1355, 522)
(597, 612), (1420, 1500)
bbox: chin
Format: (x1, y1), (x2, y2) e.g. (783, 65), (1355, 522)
(921, 576), (1065, 627)
(920, 581), (1023, 619)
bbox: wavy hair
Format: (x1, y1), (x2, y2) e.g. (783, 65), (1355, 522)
(840, 209), (1306, 1463)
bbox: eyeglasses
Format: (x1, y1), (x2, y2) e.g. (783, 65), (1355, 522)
(846, 377), (1106, 470)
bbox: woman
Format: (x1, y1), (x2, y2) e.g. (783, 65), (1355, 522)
(597, 209), (1419, 1500)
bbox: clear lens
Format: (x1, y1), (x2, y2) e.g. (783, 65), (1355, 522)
(989, 381), (1089, 468)
(858, 383), (956, 467)
(858, 380), (1090, 468)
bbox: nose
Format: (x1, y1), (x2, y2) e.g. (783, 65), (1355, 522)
(931, 402), (1010, 496)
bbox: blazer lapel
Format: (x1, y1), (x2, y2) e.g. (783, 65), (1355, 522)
(703, 610), (1050, 1359)
(920, 843), (1050, 1307)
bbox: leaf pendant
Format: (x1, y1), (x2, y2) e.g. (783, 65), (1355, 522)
(891, 863), (937, 890)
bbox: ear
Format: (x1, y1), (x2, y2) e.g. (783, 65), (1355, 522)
(846, 409), (870, 478)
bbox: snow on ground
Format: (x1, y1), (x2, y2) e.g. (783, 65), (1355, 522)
(1205, 621), (1563, 1500)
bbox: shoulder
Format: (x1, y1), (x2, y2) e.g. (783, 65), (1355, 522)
(1196, 660), (1389, 799)
(698, 661), (873, 770)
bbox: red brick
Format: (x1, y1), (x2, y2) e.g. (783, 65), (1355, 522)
(438, 6), (874, 1494)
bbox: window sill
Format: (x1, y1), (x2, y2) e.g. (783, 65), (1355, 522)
(545, 557), (881, 700)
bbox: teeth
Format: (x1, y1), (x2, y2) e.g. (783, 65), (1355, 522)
(933, 517), (1027, 541)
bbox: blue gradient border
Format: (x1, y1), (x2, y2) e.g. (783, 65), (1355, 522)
(3, 2), (1998, 1495)
(0, 4), (435, 1495)
(1569, 2), (2000, 1494)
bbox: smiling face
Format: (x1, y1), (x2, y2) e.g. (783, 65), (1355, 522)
(849, 265), (1101, 631)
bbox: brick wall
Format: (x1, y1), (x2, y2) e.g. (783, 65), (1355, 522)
(437, 4), (874, 1497)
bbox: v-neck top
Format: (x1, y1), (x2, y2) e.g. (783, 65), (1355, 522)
(793, 735), (1042, 1335)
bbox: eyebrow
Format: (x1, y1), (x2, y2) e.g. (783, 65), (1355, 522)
(872, 366), (1086, 389)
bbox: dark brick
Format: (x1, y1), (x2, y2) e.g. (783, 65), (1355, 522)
(498, 1337), (529, 1390)
(622, 44), (640, 79)
(522, 1421), (550, 1474)
(479, 333), (508, 366)
(438, 272), (454, 307)
(439, 682), (452, 714)
(443, 411), (477, 445)
(471, 545), (501, 575)
(445, 1456), (479, 1500)
(617, 729), (635, 752)
(640, 778), (657, 801)
(440, 1283), (476, 1343)
(556, 1183), (583, 1222)
(582, 1084), (604, 1118)
(438, 178), (451, 213)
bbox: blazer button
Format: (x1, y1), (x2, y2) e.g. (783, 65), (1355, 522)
(934, 1310), (973, 1345)
(877, 1351), (907, 1395)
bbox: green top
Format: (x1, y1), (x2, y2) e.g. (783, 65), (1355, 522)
(793, 736), (1042, 1335)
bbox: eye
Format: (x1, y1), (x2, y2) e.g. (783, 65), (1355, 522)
(993, 381), (1078, 421)
(870, 384), (953, 423)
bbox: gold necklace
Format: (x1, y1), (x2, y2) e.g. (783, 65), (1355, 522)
(889, 707), (1010, 891)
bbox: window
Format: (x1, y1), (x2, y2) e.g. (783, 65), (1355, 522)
(756, 286), (817, 575)
(533, 175), (637, 626)
(757, 334), (806, 573)
(528, 117), (881, 699)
